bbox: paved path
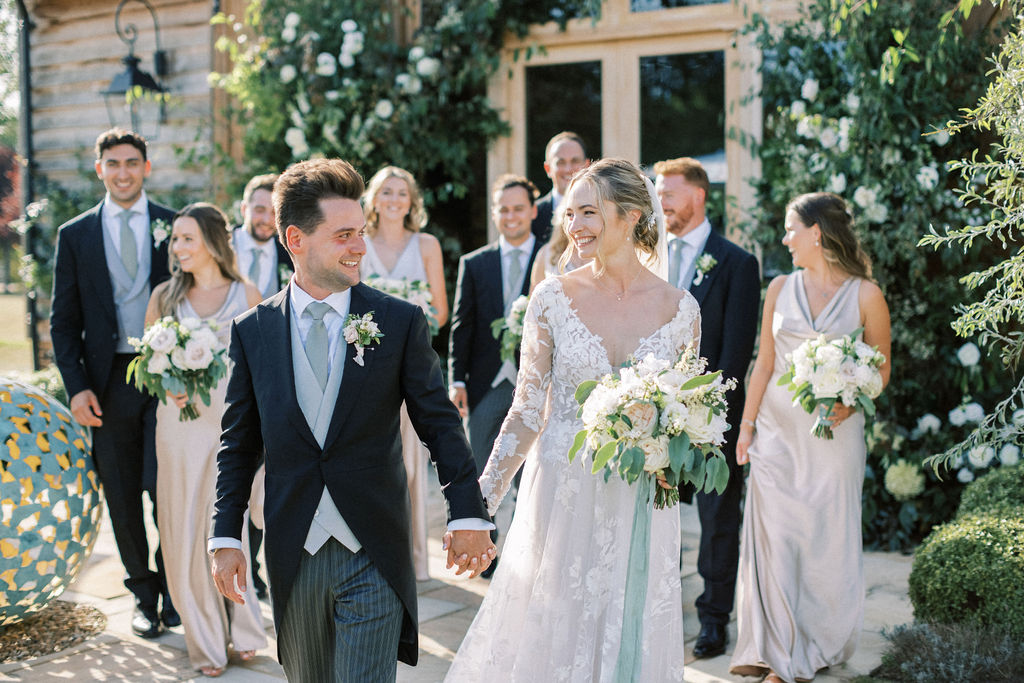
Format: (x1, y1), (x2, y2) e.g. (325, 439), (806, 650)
(1, 478), (912, 681)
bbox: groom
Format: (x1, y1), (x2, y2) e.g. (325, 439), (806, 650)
(210, 158), (494, 681)
(655, 157), (760, 659)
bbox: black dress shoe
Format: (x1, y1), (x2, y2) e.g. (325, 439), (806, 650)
(692, 622), (727, 658)
(480, 556), (499, 579)
(160, 603), (181, 628)
(132, 606), (165, 639)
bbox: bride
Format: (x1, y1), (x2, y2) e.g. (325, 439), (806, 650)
(445, 159), (698, 681)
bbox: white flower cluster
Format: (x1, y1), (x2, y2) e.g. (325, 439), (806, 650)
(956, 341), (980, 367)
(884, 459), (925, 500)
(948, 401), (985, 427)
(579, 349), (735, 474)
(852, 185), (889, 223)
(408, 45), (441, 78)
(491, 295), (530, 364)
(910, 412), (942, 439)
(343, 311), (383, 366)
(364, 276), (437, 334)
(132, 317), (224, 375)
(916, 163), (940, 191)
(787, 333), (885, 407)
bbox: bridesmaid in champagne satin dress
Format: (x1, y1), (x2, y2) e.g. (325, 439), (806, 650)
(731, 193), (891, 683)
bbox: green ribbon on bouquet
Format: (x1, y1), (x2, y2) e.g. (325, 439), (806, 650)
(613, 475), (656, 682)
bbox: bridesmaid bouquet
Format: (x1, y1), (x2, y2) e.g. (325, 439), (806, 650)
(490, 295), (530, 364)
(777, 329), (885, 439)
(568, 345), (737, 509)
(364, 275), (439, 335)
(127, 317), (228, 422)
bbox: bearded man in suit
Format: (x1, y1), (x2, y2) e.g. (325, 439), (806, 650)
(50, 128), (179, 638)
(210, 158), (494, 682)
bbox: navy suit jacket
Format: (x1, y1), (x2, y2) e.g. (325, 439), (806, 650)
(50, 200), (175, 399)
(682, 230), (761, 493)
(531, 191), (555, 243)
(213, 283), (487, 666)
(448, 239), (543, 411)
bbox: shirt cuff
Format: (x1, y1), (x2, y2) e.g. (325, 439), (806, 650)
(450, 381), (466, 390)
(447, 517), (495, 532)
(207, 536), (243, 555)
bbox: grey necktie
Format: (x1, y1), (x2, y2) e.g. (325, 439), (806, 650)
(304, 301), (332, 392)
(505, 248), (523, 307)
(248, 247), (262, 285)
(668, 239), (684, 288)
(119, 210), (139, 279)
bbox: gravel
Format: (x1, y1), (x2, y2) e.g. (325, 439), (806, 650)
(0, 601), (107, 663)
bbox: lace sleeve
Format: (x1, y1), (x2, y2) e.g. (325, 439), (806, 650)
(478, 284), (555, 515)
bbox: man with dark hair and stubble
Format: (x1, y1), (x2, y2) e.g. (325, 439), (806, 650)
(209, 158), (494, 681)
(50, 128), (179, 638)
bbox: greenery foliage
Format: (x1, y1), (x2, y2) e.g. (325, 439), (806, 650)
(956, 462), (1024, 519)
(872, 621), (1024, 682)
(741, 0), (1017, 549)
(6, 366), (68, 407)
(908, 514), (1024, 640)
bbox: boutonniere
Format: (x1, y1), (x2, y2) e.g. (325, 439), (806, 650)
(343, 311), (384, 366)
(151, 218), (170, 248)
(692, 254), (717, 286)
(278, 263), (294, 283)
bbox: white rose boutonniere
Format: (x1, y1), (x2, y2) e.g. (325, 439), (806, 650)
(692, 254), (717, 287)
(343, 311), (384, 366)
(151, 218), (170, 248)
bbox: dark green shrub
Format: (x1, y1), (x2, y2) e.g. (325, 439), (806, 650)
(872, 622), (1024, 682)
(908, 515), (1024, 639)
(957, 464), (1024, 519)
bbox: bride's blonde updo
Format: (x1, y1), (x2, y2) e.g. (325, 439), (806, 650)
(559, 158), (659, 272)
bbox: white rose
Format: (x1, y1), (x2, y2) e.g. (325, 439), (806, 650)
(948, 406), (967, 427)
(967, 445), (995, 468)
(882, 148), (901, 166)
(325, 90), (340, 101)
(801, 78), (819, 101)
(998, 444), (1020, 466)
(190, 327), (221, 352)
(683, 405), (718, 444)
(845, 92), (860, 113)
(374, 99), (394, 119)
(280, 64), (297, 83)
(416, 57), (441, 78)
(818, 126), (839, 149)
(634, 353), (670, 377)
(795, 118), (815, 139)
(408, 46), (425, 62)
(639, 436), (671, 473)
(826, 173), (847, 194)
(147, 326), (177, 354)
(810, 368), (844, 398)
(916, 413), (941, 435)
(281, 25), (297, 43)
(854, 365), (883, 398)
(963, 402), (985, 423)
(343, 32), (364, 55)
(339, 51), (355, 68)
(147, 353), (170, 375)
(170, 346), (187, 369)
(182, 339), (215, 370)
(916, 165), (939, 191)
(316, 52), (337, 77)
(790, 100), (807, 118)
(956, 342), (980, 367)
(284, 12), (301, 28)
(865, 203), (889, 224)
(956, 467), (974, 484)
(853, 186), (877, 209)
(341, 19), (358, 32)
(284, 127), (309, 158)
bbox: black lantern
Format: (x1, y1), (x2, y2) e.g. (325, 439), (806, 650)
(101, 0), (168, 135)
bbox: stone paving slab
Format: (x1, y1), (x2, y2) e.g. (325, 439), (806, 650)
(5, 480), (913, 681)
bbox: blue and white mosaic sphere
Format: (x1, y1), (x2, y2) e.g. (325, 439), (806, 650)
(0, 377), (103, 626)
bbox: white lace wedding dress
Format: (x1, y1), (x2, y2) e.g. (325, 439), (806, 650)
(445, 277), (698, 682)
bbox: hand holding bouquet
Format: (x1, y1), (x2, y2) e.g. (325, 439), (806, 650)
(127, 317), (228, 421)
(490, 295), (530, 364)
(568, 346), (737, 508)
(364, 275), (439, 336)
(777, 329), (885, 439)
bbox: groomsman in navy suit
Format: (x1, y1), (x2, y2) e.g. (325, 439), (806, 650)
(210, 158), (493, 681)
(50, 128), (178, 638)
(654, 157), (761, 659)
(449, 174), (544, 576)
(530, 131), (590, 243)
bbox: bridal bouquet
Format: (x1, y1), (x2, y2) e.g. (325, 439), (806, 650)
(568, 346), (736, 508)
(777, 329), (885, 439)
(364, 275), (439, 336)
(490, 295), (530, 364)
(127, 317), (228, 421)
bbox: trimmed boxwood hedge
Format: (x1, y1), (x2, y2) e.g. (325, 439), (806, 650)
(908, 514), (1024, 640)
(957, 464), (1024, 519)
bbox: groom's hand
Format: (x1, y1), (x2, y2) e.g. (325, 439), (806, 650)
(211, 548), (248, 605)
(444, 530), (496, 578)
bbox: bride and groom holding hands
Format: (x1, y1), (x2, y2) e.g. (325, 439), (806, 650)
(210, 151), (886, 683)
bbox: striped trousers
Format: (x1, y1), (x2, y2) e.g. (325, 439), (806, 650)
(279, 539), (404, 682)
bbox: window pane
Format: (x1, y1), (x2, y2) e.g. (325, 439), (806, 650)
(631, 0), (724, 11)
(525, 62), (602, 195)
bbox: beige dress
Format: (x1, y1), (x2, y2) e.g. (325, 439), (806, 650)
(731, 272), (866, 682)
(155, 281), (267, 671)
(361, 233), (432, 581)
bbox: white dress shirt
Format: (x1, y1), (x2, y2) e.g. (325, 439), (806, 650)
(668, 218), (712, 290)
(102, 191), (150, 264)
(499, 234), (535, 304)
(233, 228), (279, 295)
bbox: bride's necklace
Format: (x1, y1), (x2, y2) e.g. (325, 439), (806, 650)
(595, 267), (644, 302)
